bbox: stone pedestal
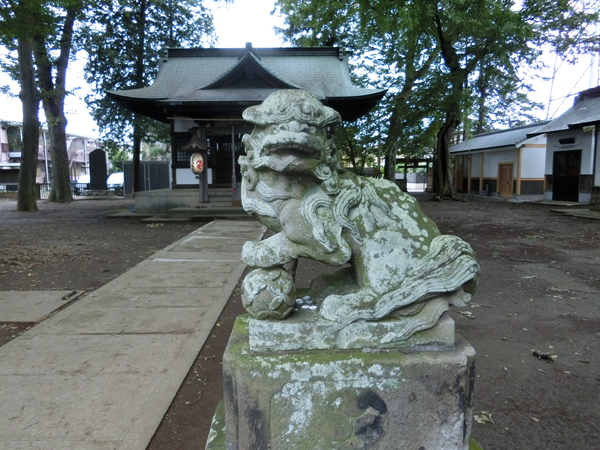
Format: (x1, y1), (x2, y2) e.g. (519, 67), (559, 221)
(208, 313), (475, 450)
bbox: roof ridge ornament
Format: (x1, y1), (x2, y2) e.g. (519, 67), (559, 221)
(243, 42), (259, 60)
(202, 52), (300, 91)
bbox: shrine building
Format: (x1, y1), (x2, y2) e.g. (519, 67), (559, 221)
(107, 43), (386, 209)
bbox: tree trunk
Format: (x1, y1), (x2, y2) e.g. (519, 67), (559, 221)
(383, 145), (397, 181)
(45, 109), (73, 202)
(133, 118), (142, 194)
(34, 3), (78, 202)
(16, 35), (40, 212)
(432, 11), (470, 199)
(131, 0), (148, 196)
(433, 117), (459, 198)
(381, 88), (415, 182)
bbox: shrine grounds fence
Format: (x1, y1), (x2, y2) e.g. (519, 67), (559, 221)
(0, 183), (93, 200)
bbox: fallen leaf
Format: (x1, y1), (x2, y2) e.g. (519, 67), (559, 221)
(532, 351), (557, 363)
(474, 411), (494, 424)
(547, 287), (569, 293)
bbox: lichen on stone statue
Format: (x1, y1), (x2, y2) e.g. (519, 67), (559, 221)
(238, 89), (479, 332)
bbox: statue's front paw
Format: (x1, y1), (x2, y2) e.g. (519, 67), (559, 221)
(241, 241), (258, 266)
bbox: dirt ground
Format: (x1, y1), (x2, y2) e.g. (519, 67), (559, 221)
(1, 194), (599, 449)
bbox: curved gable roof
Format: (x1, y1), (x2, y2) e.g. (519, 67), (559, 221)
(107, 45), (386, 122)
(201, 52), (301, 90)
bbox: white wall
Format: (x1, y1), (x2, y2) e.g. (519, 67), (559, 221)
(595, 128), (600, 186)
(482, 148), (518, 178)
(175, 168), (213, 185)
(470, 154), (481, 176)
(174, 119), (193, 133)
(520, 147), (546, 178)
(545, 128), (595, 175)
(0, 128), (7, 163)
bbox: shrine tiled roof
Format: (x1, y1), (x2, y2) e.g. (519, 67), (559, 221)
(107, 45), (387, 122)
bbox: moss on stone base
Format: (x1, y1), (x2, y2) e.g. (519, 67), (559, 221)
(469, 437), (484, 450)
(205, 401), (226, 450)
(223, 315), (477, 449)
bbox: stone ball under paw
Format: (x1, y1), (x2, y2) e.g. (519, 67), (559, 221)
(241, 267), (296, 320)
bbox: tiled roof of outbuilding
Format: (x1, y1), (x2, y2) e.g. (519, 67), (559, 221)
(450, 121), (549, 153)
(528, 93), (600, 135)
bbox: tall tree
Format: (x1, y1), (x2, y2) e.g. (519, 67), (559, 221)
(277, 0), (440, 182)
(276, 0), (598, 197)
(34, 0), (81, 202)
(0, 0), (41, 211)
(16, 33), (39, 211)
(82, 0), (216, 195)
(1, 0), (83, 204)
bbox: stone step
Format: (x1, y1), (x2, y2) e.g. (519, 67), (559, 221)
(107, 209), (155, 219)
(192, 214), (252, 221)
(208, 188), (233, 196)
(167, 206), (251, 221)
(191, 208), (249, 217)
(208, 188), (233, 207)
(208, 200), (233, 207)
(140, 215), (192, 223)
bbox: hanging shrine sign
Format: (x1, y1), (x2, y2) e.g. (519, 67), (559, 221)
(190, 153), (204, 174)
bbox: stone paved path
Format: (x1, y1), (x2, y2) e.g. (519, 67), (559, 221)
(0, 220), (265, 450)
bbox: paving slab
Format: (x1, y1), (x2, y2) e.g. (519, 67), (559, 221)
(34, 304), (215, 334)
(84, 287), (228, 308)
(0, 442), (119, 450)
(0, 220), (266, 450)
(147, 251), (243, 261)
(136, 260), (240, 273)
(550, 208), (600, 220)
(0, 290), (80, 322)
(0, 333), (192, 375)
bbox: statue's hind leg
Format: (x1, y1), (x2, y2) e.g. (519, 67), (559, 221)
(319, 288), (379, 324)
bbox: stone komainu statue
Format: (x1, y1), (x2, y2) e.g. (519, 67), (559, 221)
(238, 90), (479, 332)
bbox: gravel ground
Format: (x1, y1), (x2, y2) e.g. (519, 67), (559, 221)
(1, 195), (599, 449)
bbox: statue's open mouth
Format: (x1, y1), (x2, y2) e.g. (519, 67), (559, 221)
(261, 131), (323, 157)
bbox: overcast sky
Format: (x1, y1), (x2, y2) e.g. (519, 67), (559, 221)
(0, 0), (597, 137)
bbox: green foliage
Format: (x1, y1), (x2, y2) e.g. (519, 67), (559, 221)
(103, 139), (131, 171)
(6, 125), (21, 152)
(81, 0), (217, 146)
(144, 143), (171, 161)
(0, 0), (83, 203)
(0, 0), (83, 84)
(276, 0), (445, 180)
(275, 0), (598, 192)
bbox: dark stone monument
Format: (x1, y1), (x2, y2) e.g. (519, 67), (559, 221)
(89, 149), (108, 190)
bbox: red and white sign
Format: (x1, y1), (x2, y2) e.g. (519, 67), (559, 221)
(190, 153), (204, 174)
